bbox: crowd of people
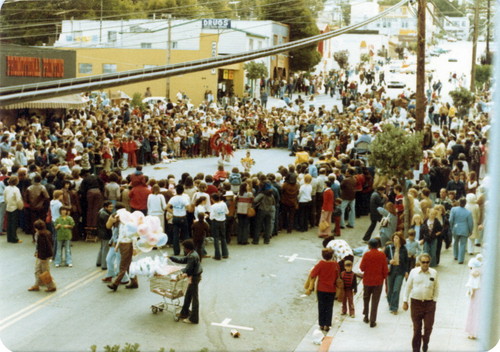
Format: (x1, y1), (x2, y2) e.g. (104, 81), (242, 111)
(0, 66), (490, 346)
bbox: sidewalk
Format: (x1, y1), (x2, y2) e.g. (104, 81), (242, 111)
(294, 246), (482, 352)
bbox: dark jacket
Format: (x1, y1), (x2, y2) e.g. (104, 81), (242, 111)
(96, 208), (112, 240)
(369, 191), (385, 220)
(384, 244), (409, 276)
(36, 230), (53, 260)
(170, 250), (203, 277)
(421, 218), (443, 243)
(340, 176), (357, 201)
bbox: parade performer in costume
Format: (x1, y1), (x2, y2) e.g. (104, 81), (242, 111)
(210, 125), (234, 163)
(241, 150), (255, 173)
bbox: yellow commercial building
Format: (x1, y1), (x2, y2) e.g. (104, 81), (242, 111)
(67, 33), (244, 106)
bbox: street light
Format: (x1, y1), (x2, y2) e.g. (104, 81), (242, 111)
(229, 1), (240, 19)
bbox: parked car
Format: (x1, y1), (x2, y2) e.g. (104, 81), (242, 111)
(387, 80), (406, 89)
(142, 97), (168, 106)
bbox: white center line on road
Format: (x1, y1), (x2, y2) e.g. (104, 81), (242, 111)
(279, 254), (316, 262)
(0, 269), (101, 330)
(211, 318), (254, 331)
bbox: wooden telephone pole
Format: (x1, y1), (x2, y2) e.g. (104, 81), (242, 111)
(470, 0), (480, 92)
(415, 0), (426, 131)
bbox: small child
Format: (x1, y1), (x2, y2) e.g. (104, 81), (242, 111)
(240, 150), (255, 173)
(333, 198), (342, 236)
(151, 145), (159, 164)
(54, 206), (75, 267)
(340, 260), (357, 318)
(405, 229), (422, 270)
(161, 146), (170, 164)
(191, 213), (210, 261)
(28, 220), (57, 292)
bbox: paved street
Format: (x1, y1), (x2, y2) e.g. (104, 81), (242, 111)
(0, 40), (489, 352)
(0, 147), (483, 352)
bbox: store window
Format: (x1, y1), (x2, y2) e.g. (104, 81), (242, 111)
(102, 64), (117, 73)
(141, 43), (152, 48)
(79, 63), (92, 74)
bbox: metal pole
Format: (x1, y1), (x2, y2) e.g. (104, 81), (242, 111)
(480, 0), (500, 346)
(99, 0), (103, 44)
(470, 0), (479, 92)
(166, 14), (172, 100)
(415, 0), (426, 131)
(486, 0), (490, 60)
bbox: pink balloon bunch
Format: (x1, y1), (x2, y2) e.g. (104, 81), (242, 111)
(115, 209), (168, 254)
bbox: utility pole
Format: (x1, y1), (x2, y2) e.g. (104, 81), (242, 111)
(486, 0), (491, 62)
(99, 0), (103, 44)
(166, 14), (172, 100)
(470, 0), (479, 92)
(415, 0), (426, 131)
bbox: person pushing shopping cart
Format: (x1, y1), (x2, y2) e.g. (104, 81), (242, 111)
(168, 239), (203, 324)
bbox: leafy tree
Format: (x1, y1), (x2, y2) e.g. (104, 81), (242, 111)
(368, 124), (423, 236)
(333, 50), (349, 69)
(395, 45), (405, 60)
(131, 92), (145, 110)
(340, 0), (351, 26)
(235, 0), (263, 19)
(244, 61), (268, 96)
(260, 0), (321, 72)
(449, 87), (475, 117)
(475, 65), (492, 88)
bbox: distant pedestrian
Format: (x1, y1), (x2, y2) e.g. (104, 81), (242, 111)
(360, 238), (388, 328)
(403, 253), (439, 352)
(28, 220), (56, 292)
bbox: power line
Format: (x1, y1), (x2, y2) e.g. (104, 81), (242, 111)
(0, 0), (297, 33)
(0, 0), (411, 105)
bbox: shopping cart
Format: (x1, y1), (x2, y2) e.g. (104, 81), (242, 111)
(149, 270), (189, 320)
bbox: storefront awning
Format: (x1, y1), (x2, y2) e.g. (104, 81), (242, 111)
(1, 93), (88, 109)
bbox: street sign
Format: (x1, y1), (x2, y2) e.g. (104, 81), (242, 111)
(202, 19), (231, 29)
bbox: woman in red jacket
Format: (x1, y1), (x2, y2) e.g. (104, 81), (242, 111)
(310, 248), (340, 332)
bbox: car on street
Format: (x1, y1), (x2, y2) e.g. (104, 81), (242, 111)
(387, 80), (406, 89)
(142, 96), (168, 105)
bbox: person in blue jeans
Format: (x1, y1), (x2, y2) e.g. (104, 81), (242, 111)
(102, 204), (130, 284)
(420, 208), (443, 267)
(54, 206), (74, 267)
(384, 232), (409, 314)
(449, 198), (473, 264)
(210, 194), (229, 260)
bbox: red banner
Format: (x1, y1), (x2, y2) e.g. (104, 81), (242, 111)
(6, 56), (65, 77)
(42, 58), (64, 78)
(6, 56), (41, 77)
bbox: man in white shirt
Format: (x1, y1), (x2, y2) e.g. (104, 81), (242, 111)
(209, 193), (229, 260)
(167, 185), (191, 256)
(403, 253), (439, 352)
